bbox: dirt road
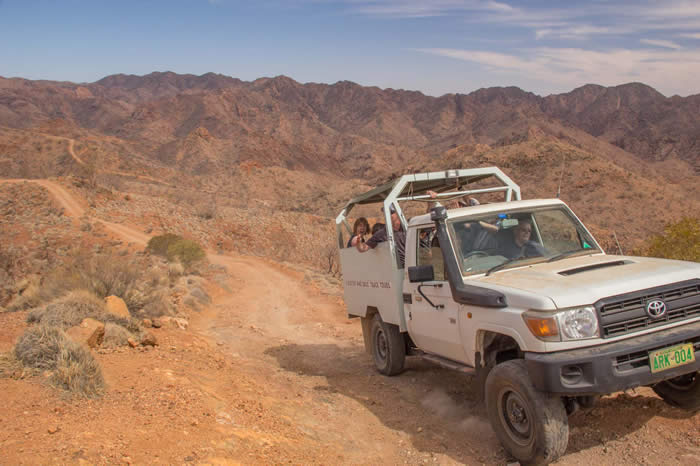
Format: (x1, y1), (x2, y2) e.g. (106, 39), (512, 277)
(1, 179), (698, 465)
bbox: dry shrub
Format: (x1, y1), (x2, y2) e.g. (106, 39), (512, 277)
(103, 322), (134, 348)
(168, 261), (185, 278)
(27, 290), (140, 333)
(14, 325), (105, 397)
(50, 344), (104, 397)
(14, 325), (65, 370)
(10, 252), (161, 314)
(0, 352), (22, 378)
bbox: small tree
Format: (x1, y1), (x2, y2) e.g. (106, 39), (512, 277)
(322, 243), (340, 277)
(643, 217), (700, 262)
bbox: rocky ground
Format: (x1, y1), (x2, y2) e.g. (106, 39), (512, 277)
(0, 179), (698, 465)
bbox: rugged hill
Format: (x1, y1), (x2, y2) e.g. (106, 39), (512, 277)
(0, 72), (698, 255)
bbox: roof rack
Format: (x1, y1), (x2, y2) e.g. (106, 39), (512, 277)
(336, 167), (521, 248)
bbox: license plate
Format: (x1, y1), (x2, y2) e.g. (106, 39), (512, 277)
(649, 343), (695, 374)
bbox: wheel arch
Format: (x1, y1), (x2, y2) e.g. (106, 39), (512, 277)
(476, 328), (525, 369)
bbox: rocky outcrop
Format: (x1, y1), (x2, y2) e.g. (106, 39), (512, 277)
(66, 318), (105, 349)
(104, 296), (130, 319)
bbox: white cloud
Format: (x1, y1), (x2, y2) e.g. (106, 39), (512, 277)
(640, 39), (682, 49)
(417, 46), (700, 96)
(344, 0), (516, 18)
(681, 32), (700, 39)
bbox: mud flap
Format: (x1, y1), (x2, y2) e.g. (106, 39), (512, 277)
(361, 316), (373, 354)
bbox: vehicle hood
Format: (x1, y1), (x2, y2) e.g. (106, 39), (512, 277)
(475, 254), (700, 309)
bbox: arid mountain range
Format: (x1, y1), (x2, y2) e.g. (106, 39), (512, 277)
(1, 71), (698, 256)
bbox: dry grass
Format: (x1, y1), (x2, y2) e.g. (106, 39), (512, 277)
(50, 344), (104, 397)
(0, 352), (23, 378)
(14, 325), (105, 397)
(14, 325), (66, 370)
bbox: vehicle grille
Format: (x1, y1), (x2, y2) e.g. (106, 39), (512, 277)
(596, 280), (700, 338)
(614, 337), (700, 372)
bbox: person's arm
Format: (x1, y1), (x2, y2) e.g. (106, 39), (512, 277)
(350, 234), (364, 247)
(356, 241), (370, 252)
(357, 230), (384, 252)
(426, 190), (438, 213)
(478, 221), (499, 233)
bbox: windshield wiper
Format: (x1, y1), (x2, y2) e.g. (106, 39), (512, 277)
(547, 248), (591, 263)
(486, 257), (528, 276)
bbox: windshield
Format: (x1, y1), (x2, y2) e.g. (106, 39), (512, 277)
(447, 206), (601, 276)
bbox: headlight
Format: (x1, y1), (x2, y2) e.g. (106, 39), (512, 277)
(555, 306), (599, 340)
(523, 306), (599, 342)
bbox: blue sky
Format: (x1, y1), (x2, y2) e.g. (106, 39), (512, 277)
(1, 0), (700, 96)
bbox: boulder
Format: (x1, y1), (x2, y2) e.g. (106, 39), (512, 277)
(66, 318), (105, 349)
(142, 318), (153, 328)
(127, 338), (138, 348)
(140, 331), (158, 347)
(105, 296), (130, 319)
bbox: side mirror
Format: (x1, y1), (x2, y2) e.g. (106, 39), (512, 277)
(408, 264), (435, 283)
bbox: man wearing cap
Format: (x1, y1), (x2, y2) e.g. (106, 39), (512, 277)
(356, 204), (406, 268)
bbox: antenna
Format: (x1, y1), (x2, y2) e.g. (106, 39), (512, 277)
(556, 153), (566, 198)
(612, 231), (623, 255)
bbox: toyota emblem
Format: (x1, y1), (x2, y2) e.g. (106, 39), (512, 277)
(646, 300), (667, 319)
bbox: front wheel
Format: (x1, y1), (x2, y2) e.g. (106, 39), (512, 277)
(370, 314), (405, 376)
(486, 360), (568, 465)
(652, 371), (700, 412)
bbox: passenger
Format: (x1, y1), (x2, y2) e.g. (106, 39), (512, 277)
(347, 217), (370, 248)
(371, 222), (385, 235)
(356, 205), (406, 268)
(496, 218), (546, 259)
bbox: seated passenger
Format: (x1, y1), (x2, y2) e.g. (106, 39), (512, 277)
(356, 205), (406, 268)
(347, 217), (370, 248)
(496, 219), (545, 259)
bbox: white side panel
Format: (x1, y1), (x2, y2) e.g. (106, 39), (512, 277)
(340, 242), (405, 328)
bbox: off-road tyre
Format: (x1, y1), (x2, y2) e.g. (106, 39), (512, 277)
(652, 371), (700, 412)
(370, 314), (405, 376)
(486, 360), (568, 465)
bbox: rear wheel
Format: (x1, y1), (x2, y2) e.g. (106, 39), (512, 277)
(652, 371), (700, 412)
(370, 314), (405, 376)
(486, 360), (568, 465)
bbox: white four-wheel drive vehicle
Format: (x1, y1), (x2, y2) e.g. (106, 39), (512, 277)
(336, 168), (700, 465)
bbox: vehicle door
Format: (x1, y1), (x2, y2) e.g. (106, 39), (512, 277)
(406, 227), (468, 363)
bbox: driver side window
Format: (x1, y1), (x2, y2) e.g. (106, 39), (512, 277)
(416, 227), (445, 281)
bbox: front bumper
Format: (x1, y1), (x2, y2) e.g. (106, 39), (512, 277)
(525, 320), (700, 395)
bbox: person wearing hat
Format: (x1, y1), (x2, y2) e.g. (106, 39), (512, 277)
(355, 204), (406, 268)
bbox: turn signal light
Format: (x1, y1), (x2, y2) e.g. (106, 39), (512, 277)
(524, 316), (559, 339)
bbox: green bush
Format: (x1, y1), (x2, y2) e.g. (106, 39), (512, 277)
(147, 233), (206, 269)
(146, 233), (183, 257)
(643, 217), (700, 262)
(167, 239), (206, 267)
